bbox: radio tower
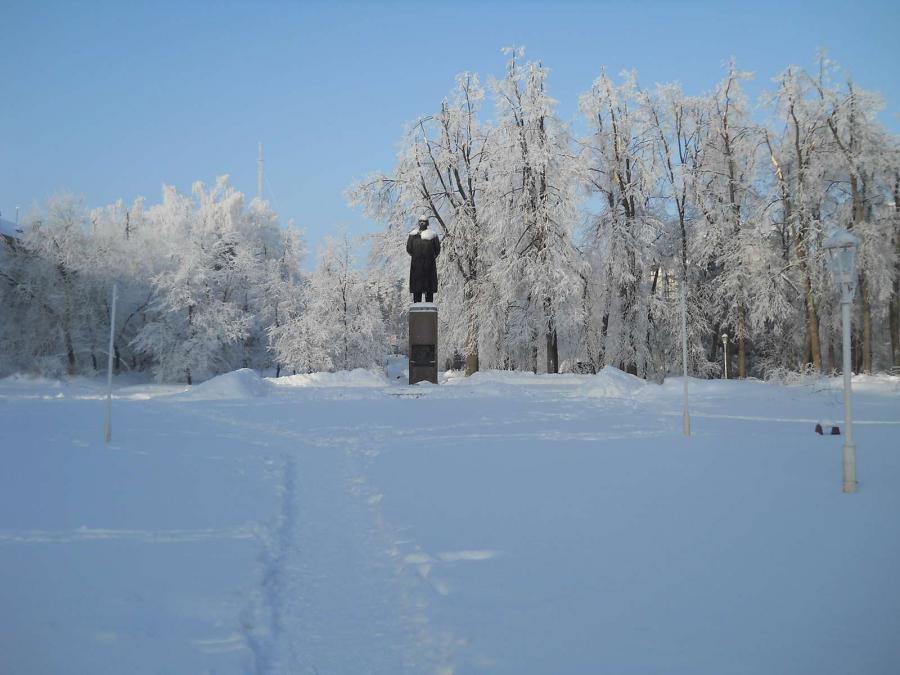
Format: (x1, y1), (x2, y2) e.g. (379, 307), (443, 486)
(257, 142), (264, 202)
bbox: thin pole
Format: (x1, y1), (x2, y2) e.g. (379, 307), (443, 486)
(104, 283), (118, 443)
(257, 142), (264, 201)
(680, 283), (691, 436)
(722, 334), (728, 379)
(841, 299), (857, 492)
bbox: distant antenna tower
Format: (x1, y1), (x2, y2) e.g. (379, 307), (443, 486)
(257, 142), (264, 201)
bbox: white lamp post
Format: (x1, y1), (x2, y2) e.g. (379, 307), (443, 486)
(823, 229), (860, 494)
(680, 283), (691, 436)
(104, 283), (118, 443)
(721, 333), (729, 379)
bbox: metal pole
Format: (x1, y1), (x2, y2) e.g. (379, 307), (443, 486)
(680, 283), (691, 436)
(104, 283), (118, 443)
(257, 142), (264, 201)
(722, 334), (728, 379)
(841, 298), (857, 493)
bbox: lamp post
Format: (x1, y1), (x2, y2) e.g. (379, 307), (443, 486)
(823, 229), (860, 494)
(680, 283), (691, 436)
(104, 283), (118, 443)
(721, 333), (729, 379)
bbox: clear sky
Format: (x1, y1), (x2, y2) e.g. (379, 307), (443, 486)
(2, 0), (898, 253)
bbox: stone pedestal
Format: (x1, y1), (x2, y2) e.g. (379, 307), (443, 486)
(409, 304), (438, 385)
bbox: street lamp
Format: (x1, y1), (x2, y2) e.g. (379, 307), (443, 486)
(823, 229), (860, 494)
(679, 283), (691, 436)
(721, 333), (729, 379)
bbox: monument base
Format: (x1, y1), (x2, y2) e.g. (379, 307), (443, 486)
(409, 304), (438, 385)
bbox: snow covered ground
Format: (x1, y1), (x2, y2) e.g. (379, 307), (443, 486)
(1, 366), (899, 674)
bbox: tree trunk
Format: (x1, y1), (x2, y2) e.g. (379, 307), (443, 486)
(804, 292), (822, 371)
(799, 255), (822, 371)
(546, 324), (558, 374)
(737, 303), (748, 378)
(709, 321), (721, 365)
(544, 297), (558, 374)
(464, 279), (479, 376)
(891, 282), (900, 367)
(860, 275), (873, 373)
(64, 326), (76, 376)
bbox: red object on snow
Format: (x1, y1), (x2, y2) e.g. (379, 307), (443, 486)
(831, 426), (841, 435)
(815, 423), (824, 435)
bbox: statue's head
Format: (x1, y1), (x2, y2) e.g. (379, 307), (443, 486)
(417, 214), (429, 230)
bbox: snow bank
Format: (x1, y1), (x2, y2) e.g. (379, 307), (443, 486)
(269, 368), (389, 388)
(580, 365), (647, 399)
(848, 373), (900, 395)
(178, 368), (271, 400)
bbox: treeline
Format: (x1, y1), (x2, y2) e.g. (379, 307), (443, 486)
(0, 180), (390, 381)
(2, 50), (898, 382)
(352, 49), (899, 378)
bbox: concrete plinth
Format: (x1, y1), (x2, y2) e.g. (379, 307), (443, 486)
(409, 304), (438, 385)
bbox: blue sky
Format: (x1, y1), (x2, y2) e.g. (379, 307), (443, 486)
(2, 0), (898, 253)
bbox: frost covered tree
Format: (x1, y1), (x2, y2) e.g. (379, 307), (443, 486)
(578, 69), (664, 375)
(807, 53), (896, 372)
(271, 232), (386, 372)
(487, 49), (584, 373)
(1, 179), (304, 382)
(132, 178), (305, 382)
(89, 196), (159, 373)
(645, 81), (720, 377)
(0, 195), (111, 375)
(691, 61), (768, 377)
(760, 65), (833, 372)
(132, 180), (251, 383)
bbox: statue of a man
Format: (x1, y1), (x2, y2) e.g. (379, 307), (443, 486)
(407, 214), (440, 303)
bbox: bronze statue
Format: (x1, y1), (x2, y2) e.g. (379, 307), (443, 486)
(406, 214), (440, 303)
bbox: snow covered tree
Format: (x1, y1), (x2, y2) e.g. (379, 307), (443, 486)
(487, 49), (584, 373)
(760, 65), (833, 372)
(807, 53), (896, 372)
(578, 68), (663, 375)
(133, 179), (249, 383)
(271, 232), (386, 373)
(0, 195), (107, 375)
(132, 177), (305, 382)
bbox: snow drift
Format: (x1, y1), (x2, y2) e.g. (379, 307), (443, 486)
(176, 368), (272, 400)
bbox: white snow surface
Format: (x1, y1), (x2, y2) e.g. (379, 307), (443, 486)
(2, 367), (899, 674)
(270, 367), (390, 388)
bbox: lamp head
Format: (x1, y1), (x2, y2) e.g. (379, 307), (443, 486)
(823, 229), (860, 302)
